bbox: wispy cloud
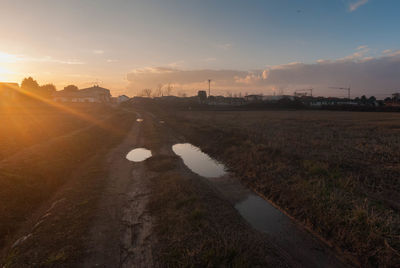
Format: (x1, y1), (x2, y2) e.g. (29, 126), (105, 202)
(126, 49), (400, 97)
(0, 51), (84, 65)
(202, 57), (217, 62)
(30, 56), (85, 65)
(217, 43), (232, 50)
(93, 49), (104, 54)
(349, 0), (369, 12)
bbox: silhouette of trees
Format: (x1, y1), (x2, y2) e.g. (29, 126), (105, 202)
(64, 85), (79, 92)
(20, 77), (55, 99)
(21, 77), (39, 93)
(142, 88), (152, 98)
(154, 84), (163, 97)
(164, 83), (173, 96)
(360, 95), (367, 104)
(368, 96), (376, 103)
(40, 84), (56, 98)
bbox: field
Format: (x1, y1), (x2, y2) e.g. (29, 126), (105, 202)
(0, 105), (112, 160)
(163, 109), (400, 267)
(0, 104), (136, 264)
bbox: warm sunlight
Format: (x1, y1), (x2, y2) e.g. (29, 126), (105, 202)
(1, 1), (399, 267)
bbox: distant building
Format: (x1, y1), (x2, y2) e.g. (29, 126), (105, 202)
(309, 97), (358, 107)
(53, 85), (111, 103)
(262, 95), (294, 102)
(197, 90), (207, 103)
(117, 95), (130, 103)
(0, 82), (19, 101)
(245, 94), (263, 102)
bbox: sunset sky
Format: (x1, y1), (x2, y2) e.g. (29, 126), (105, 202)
(0, 0), (399, 97)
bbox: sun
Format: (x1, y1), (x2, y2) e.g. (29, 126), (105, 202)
(0, 66), (14, 82)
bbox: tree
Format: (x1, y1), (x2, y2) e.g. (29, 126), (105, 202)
(360, 95), (367, 104)
(142, 88), (152, 98)
(164, 83), (173, 96)
(368, 96), (376, 103)
(40, 84), (56, 98)
(154, 84), (163, 97)
(21, 77), (39, 92)
(64, 85), (79, 92)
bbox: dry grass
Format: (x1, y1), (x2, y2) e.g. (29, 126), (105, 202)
(0, 105), (112, 160)
(0, 107), (135, 252)
(148, 166), (289, 267)
(165, 110), (400, 267)
(137, 108), (290, 267)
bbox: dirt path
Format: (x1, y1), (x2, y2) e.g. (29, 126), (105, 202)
(83, 117), (156, 267)
(81, 109), (347, 267)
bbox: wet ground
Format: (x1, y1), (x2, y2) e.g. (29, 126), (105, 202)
(174, 142), (345, 267)
(82, 110), (347, 267)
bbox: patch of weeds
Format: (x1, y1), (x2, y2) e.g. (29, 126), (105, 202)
(43, 250), (67, 266)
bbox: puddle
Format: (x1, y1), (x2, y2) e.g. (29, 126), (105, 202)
(126, 148), (152, 162)
(136, 118), (143, 122)
(172, 143), (226, 178)
(173, 143), (344, 267)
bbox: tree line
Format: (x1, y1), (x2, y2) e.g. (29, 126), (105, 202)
(18, 77), (79, 99)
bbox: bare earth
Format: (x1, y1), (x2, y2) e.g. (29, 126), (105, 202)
(83, 116), (156, 267)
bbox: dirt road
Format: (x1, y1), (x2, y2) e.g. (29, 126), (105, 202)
(83, 114), (156, 267)
(78, 107), (352, 267)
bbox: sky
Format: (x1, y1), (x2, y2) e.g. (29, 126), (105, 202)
(0, 0), (399, 98)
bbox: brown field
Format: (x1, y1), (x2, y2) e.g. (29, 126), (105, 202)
(163, 109), (400, 267)
(0, 105), (113, 160)
(0, 105), (135, 258)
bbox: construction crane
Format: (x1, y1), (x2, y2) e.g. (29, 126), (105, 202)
(294, 88), (313, 97)
(329, 86), (351, 99)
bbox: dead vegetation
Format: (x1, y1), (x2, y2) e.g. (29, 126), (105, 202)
(0, 107), (136, 264)
(148, 165), (290, 267)
(164, 110), (400, 267)
(138, 109), (291, 267)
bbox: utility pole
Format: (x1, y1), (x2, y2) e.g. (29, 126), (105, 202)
(208, 79), (211, 97)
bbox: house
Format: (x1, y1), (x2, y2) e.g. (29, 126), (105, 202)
(117, 95), (130, 103)
(197, 90), (207, 103)
(262, 95), (295, 102)
(0, 82), (19, 101)
(309, 97), (358, 107)
(53, 85), (111, 103)
(245, 94), (263, 102)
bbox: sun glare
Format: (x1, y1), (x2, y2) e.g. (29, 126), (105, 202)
(0, 66), (11, 81)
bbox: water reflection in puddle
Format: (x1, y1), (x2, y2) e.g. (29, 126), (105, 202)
(173, 142), (343, 267)
(235, 194), (288, 235)
(136, 118), (143, 122)
(172, 143), (226, 178)
(126, 148), (151, 162)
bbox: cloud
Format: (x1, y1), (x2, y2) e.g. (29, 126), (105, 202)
(216, 43), (233, 50)
(29, 56), (85, 65)
(0, 51), (84, 65)
(202, 57), (217, 62)
(127, 50), (400, 97)
(93, 50), (104, 54)
(349, 0), (369, 12)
